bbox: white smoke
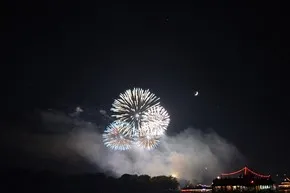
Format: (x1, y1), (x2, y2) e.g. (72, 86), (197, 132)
(64, 112), (243, 183)
(1, 111), (244, 183)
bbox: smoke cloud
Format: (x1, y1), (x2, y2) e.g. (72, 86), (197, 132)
(1, 110), (244, 183)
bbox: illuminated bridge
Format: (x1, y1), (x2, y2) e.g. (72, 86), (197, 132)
(212, 166), (275, 193)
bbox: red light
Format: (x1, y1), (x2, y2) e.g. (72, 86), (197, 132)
(251, 180), (254, 184)
(221, 167), (270, 178)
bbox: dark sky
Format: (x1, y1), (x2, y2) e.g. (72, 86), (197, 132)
(2, 1), (289, 176)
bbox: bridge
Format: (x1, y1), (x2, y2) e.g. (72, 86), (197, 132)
(220, 166), (271, 178)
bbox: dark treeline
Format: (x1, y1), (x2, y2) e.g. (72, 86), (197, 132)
(1, 168), (179, 193)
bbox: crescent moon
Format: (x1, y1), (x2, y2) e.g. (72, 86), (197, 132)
(194, 91), (199, 96)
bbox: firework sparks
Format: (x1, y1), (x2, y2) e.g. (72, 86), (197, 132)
(104, 88), (170, 150)
(102, 121), (133, 151)
(111, 88), (160, 137)
(141, 105), (170, 136)
(135, 135), (161, 150)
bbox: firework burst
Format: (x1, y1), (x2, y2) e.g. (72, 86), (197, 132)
(111, 88), (160, 137)
(104, 88), (170, 150)
(141, 105), (170, 136)
(136, 135), (161, 150)
(102, 121), (133, 151)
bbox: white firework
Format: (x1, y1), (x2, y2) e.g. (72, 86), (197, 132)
(140, 105), (170, 136)
(102, 121), (133, 151)
(111, 88), (160, 137)
(135, 135), (161, 150)
(104, 88), (171, 151)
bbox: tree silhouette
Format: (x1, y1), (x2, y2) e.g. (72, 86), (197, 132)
(1, 168), (179, 193)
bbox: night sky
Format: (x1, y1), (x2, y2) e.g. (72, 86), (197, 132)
(2, 1), (289, 177)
